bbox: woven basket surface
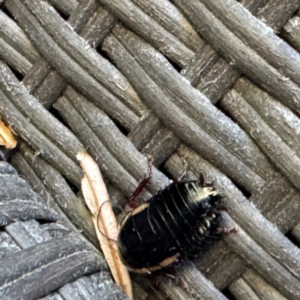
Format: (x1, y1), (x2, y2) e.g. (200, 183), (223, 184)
(1, 0), (300, 299)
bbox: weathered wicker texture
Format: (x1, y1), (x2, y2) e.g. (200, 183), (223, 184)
(0, 162), (125, 300)
(1, 0), (300, 299)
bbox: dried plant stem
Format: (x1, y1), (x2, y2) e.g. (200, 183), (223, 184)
(77, 152), (133, 299)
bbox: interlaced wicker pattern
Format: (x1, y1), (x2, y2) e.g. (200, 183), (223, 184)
(1, 0), (300, 299)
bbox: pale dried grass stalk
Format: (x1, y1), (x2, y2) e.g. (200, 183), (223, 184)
(77, 152), (133, 299)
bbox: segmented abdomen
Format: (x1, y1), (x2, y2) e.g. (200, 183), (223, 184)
(118, 180), (222, 271)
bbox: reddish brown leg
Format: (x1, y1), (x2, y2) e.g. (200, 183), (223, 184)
(222, 227), (238, 235)
(199, 173), (216, 187)
(198, 173), (205, 186)
(128, 155), (152, 208)
(146, 262), (181, 288)
(218, 204), (227, 212)
(148, 263), (198, 299)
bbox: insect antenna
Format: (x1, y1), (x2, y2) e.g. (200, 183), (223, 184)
(96, 200), (118, 245)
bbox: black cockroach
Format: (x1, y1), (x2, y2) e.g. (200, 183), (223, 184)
(117, 173), (224, 273)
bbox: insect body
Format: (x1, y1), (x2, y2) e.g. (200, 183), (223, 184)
(117, 179), (223, 273)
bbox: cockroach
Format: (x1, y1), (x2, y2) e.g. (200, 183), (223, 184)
(117, 173), (224, 274)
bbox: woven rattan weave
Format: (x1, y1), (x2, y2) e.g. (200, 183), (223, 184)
(1, 0), (300, 299)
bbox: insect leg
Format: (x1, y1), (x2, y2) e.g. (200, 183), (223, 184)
(198, 173), (216, 187)
(152, 264), (198, 299)
(175, 171), (187, 182)
(215, 226), (238, 235)
(128, 155), (153, 208)
(173, 156), (188, 183)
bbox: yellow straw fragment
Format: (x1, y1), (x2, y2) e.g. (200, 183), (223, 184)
(0, 121), (17, 148)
